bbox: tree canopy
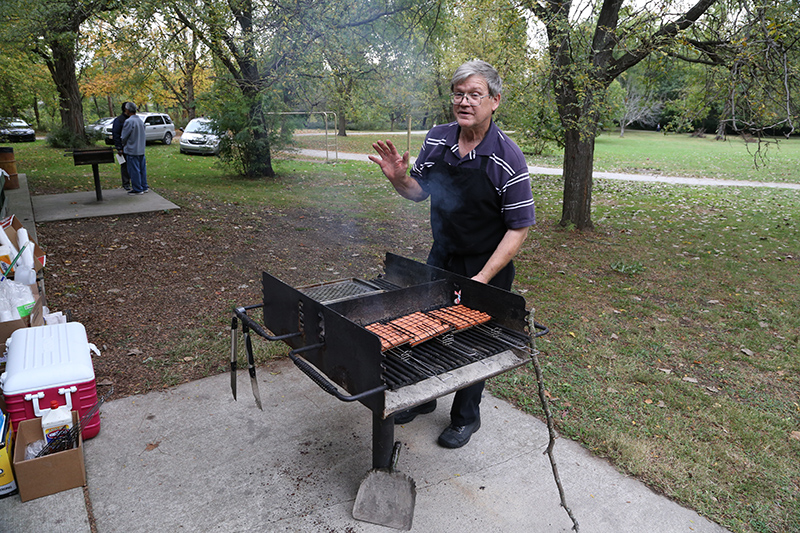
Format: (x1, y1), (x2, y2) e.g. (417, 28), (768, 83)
(0, 0), (798, 189)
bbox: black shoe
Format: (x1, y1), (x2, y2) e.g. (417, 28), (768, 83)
(393, 400), (437, 425)
(438, 417), (481, 448)
(127, 190), (144, 195)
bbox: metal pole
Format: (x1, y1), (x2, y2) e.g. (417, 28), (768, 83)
(324, 113), (329, 161)
(91, 164), (103, 201)
(372, 411), (395, 469)
(407, 115), (412, 154)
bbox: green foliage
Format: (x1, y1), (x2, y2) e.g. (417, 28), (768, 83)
(45, 126), (90, 149)
(504, 55), (564, 155)
(610, 260), (645, 275)
(206, 80), (294, 178)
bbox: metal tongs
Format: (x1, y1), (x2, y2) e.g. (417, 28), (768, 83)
(35, 387), (113, 458)
(230, 304), (302, 410)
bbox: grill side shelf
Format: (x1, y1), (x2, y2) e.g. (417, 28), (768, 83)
(383, 347), (532, 417)
(380, 322), (530, 390)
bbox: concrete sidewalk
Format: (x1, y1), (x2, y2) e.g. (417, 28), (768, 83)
(1, 359), (731, 533)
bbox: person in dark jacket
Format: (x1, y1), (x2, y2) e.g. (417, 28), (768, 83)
(370, 60), (535, 449)
(111, 102), (131, 191)
(120, 102), (148, 195)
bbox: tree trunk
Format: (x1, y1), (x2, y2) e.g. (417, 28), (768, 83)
(560, 128), (595, 230)
(183, 45), (197, 120)
(244, 95), (274, 178)
(185, 68), (196, 120)
(47, 36), (85, 140)
(337, 112), (347, 136)
(32, 97), (40, 129)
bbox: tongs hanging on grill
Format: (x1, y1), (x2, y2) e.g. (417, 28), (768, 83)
(231, 305), (302, 410)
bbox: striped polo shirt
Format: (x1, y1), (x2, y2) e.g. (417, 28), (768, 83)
(410, 121), (536, 229)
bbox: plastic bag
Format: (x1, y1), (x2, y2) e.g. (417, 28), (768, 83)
(0, 280), (35, 321)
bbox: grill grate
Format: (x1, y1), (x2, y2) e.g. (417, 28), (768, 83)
(299, 279), (385, 304)
(380, 322), (530, 389)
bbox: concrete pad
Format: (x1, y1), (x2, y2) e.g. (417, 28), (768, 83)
(2, 174), (37, 241)
(0, 486), (91, 533)
(31, 188), (179, 223)
(76, 358), (729, 533)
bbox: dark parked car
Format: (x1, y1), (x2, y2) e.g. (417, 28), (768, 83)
(0, 118), (36, 142)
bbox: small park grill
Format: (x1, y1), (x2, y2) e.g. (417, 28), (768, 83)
(230, 253), (548, 529)
(68, 148), (115, 201)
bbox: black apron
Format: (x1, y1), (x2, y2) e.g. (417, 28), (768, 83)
(424, 153), (514, 290)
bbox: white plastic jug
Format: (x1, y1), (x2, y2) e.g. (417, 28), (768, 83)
(41, 401), (73, 443)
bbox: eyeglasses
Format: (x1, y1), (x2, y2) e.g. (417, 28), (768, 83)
(450, 92), (491, 106)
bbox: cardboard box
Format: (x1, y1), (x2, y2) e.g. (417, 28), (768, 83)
(12, 411), (85, 502)
(0, 214), (46, 273)
(0, 411), (17, 498)
(0, 282), (44, 348)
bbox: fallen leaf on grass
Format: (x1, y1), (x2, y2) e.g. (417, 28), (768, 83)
(644, 399), (653, 404)
(658, 368), (672, 374)
(790, 431), (800, 441)
(127, 348), (143, 356)
(741, 348), (755, 357)
(682, 376), (699, 383)
(183, 356), (193, 362)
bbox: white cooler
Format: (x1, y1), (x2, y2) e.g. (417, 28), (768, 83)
(1, 322), (102, 439)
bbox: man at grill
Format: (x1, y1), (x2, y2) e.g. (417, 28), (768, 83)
(370, 59), (535, 448)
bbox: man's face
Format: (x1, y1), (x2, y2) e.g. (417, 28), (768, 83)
(452, 75), (500, 132)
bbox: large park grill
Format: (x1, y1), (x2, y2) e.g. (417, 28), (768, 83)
(230, 253), (548, 528)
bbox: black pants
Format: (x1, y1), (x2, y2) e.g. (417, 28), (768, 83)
(120, 162), (131, 189)
(428, 250), (515, 425)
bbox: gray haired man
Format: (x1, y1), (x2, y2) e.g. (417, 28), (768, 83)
(370, 60), (535, 448)
(120, 102), (149, 195)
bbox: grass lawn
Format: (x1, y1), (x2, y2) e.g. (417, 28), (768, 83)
(6, 131), (800, 533)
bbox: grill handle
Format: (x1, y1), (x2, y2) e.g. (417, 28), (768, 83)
(532, 321), (549, 338)
(289, 344), (388, 402)
(234, 305), (302, 342)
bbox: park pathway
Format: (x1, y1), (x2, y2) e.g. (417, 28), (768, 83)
(296, 147), (800, 190)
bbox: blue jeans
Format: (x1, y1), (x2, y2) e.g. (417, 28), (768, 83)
(125, 154), (148, 192)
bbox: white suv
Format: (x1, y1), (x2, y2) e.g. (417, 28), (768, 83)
(104, 112), (176, 145)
